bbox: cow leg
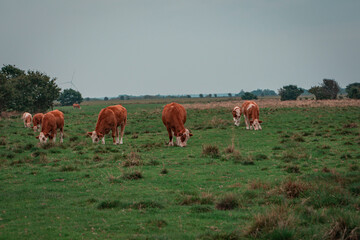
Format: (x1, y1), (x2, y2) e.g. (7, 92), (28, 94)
(167, 127), (174, 146)
(115, 127), (120, 145)
(102, 137), (105, 144)
(60, 128), (64, 143)
(112, 127), (117, 145)
(119, 124), (125, 144)
(244, 116), (250, 130)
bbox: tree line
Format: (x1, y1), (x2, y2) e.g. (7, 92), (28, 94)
(278, 79), (360, 101)
(0, 65), (83, 113)
(1, 64), (359, 114)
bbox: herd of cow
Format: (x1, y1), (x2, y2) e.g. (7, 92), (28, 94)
(21, 101), (262, 147)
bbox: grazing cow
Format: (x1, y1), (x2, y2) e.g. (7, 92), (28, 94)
(73, 103), (81, 109)
(162, 102), (193, 147)
(32, 113), (44, 132)
(241, 101), (262, 130)
(22, 112), (32, 128)
(36, 110), (64, 143)
(232, 106), (241, 126)
(87, 105), (127, 145)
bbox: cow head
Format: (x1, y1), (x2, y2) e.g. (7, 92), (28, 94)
(176, 129), (193, 147)
(87, 131), (103, 143)
(36, 132), (49, 143)
(251, 119), (263, 131)
(25, 121), (32, 128)
(232, 107), (241, 126)
(32, 125), (40, 132)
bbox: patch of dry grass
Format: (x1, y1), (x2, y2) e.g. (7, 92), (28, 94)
(245, 205), (297, 238)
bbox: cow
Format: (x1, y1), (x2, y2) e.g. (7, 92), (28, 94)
(36, 110), (64, 143)
(162, 102), (193, 147)
(32, 113), (44, 132)
(22, 112), (32, 128)
(241, 101), (262, 130)
(73, 103), (81, 109)
(87, 105), (127, 145)
(232, 106), (241, 126)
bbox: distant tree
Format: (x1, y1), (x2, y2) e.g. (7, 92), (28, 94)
(241, 92), (258, 100)
(250, 89), (277, 96)
(104, 97), (109, 101)
(58, 88), (83, 106)
(199, 94), (204, 98)
(262, 89), (277, 96)
(85, 97), (90, 101)
(0, 65), (60, 112)
(251, 89), (263, 96)
(309, 79), (340, 100)
(0, 73), (13, 113)
(207, 94), (212, 98)
(345, 83), (360, 99)
(228, 93), (232, 97)
(214, 94), (217, 98)
(186, 95), (191, 98)
(237, 90), (245, 97)
(120, 96), (125, 100)
(278, 85), (304, 101)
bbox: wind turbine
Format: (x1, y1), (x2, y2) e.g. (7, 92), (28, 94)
(59, 71), (79, 91)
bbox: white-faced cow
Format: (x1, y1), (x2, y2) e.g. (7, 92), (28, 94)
(162, 102), (193, 147)
(32, 113), (44, 132)
(36, 110), (64, 143)
(73, 103), (81, 109)
(87, 105), (127, 145)
(22, 112), (32, 128)
(241, 101), (262, 130)
(232, 106), (241, 126)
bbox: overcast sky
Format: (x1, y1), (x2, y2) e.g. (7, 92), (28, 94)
(1, 0), (359, 97)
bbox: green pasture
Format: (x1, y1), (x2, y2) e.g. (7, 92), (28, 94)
(0, 100), (359, 239)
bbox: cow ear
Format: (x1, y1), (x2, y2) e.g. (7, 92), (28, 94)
(189, 133), (193, 137)
(36, 136), (39, 139)
(259, 120), (263, 123)
(87, 132), (93, 137)
(98, 133), (104, 138)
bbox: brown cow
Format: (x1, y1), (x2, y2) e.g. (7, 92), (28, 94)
(73, 103), (81, 109)
(241, 101), (262, 130)
(36, 110), (64, 143)
(162, 102), (193, 147)
(22, 112), (32, 128)
(32, 113), (44, 132)
(87, 105), (127, 145)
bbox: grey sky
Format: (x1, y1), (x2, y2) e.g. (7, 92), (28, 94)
(1, 0), (359, 97)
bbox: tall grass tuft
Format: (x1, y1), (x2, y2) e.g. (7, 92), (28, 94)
(202, 144), (220, 158)
(280, 179), (308, 198)
(122, 152), (142, 167)
(324, 217), (360, 240)
(245, 205), (296, 238)
(215, 193), (239, 210)
(122, 170), (143, 180)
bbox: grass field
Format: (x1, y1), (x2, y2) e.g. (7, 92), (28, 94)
(0, 99), (359, 239)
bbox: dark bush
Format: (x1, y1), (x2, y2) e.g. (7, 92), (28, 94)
(215, 193), (239, 210)
(278, 85), (304, 101)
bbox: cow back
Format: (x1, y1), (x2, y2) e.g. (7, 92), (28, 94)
(162, 102), (187, 128)
(48, 110), (64, 129)
(106, 105), (127, 126)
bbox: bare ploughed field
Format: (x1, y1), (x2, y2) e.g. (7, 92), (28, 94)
(183, 98), (360, 110)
